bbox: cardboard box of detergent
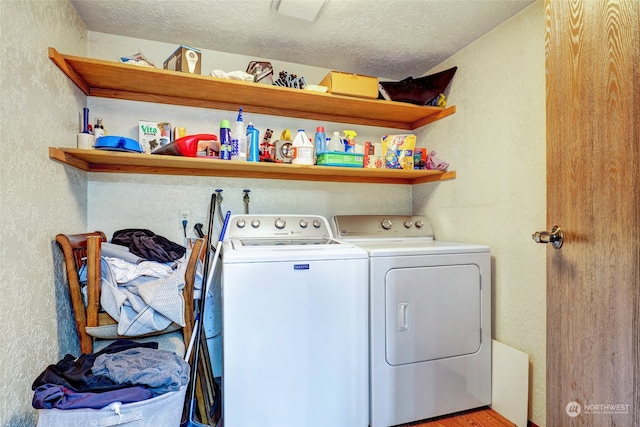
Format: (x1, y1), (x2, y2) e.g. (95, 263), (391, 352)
(139, 121), (171, 154)
(381, 134), (416, 169)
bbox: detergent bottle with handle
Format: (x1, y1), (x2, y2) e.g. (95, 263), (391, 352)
(328, 131), (343, 152)
(291, 129), (314, 165)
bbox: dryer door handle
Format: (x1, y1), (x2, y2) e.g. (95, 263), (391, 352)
(398, 303), (410, 332)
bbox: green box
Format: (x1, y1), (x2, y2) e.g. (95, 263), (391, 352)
(317, 151), (364, 167)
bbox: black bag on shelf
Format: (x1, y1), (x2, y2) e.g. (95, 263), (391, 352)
(378, 66), (457, 106)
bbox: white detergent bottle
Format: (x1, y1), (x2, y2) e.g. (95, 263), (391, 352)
(291, 129), (314, 165)
(231, 107), (247, 161)
(328, 131), (344, 152)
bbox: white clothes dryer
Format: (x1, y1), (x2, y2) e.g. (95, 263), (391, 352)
(222, 214), (369, 427)
(333, 215), (491, 427)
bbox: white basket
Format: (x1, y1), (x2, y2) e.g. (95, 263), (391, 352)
(36, 385), (186, 427)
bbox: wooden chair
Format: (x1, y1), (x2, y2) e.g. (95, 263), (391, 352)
(56, 231), (204, 356)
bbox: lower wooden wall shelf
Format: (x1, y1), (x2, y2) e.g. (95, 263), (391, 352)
(49, 147), (456, 185)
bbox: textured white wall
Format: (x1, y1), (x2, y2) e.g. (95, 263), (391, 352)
(0, 1), (88, 425)
(85, 33), (412, 243)
(413, 2), (546, 425)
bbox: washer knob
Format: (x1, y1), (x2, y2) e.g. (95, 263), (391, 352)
(236, 219), (246, 228)
(404, 220), (413, 228)
(312, 219), (322, 229)
(299, 219), (308, 228)
(415, 220), (424, 228)
(251, 219), (261, 228)
(274, 217), (286, 229)
(381, 218), (393, 230)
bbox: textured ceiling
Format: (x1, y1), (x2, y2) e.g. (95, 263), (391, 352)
(70, 0), (534, 80)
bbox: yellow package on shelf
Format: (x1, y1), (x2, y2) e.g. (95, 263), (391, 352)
(320, 71), (379, 99)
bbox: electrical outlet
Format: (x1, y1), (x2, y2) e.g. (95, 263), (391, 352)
(180, 210), (190, 224)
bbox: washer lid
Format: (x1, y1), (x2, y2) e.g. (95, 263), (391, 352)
(333, 215), (435, 239)
(236, 238), (339, 247)
(347, 239), (490, 257)
(222, 238), (368, 263)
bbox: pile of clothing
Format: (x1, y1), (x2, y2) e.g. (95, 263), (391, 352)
(80, 229), (201, 336)
(32, 340), (190, 410)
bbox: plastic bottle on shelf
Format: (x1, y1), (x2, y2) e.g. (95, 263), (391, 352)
(314, 126), (327, 154)
(220, 119), (232, 160)
(343, 130), (357, 153)
(327, 131), (343, 152)
(93, 117), (106, 139)
(246, 122), (260, 162)
(291, 129), (314, 165)
(231, 107), (247, 161)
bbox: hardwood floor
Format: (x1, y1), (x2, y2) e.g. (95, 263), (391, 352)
(397, 407), (516, 427)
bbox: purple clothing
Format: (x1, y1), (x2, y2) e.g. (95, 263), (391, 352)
(33, 384), (152, 410)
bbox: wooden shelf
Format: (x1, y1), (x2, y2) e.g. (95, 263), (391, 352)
(49, 147), (456, 185)
(49, 48), (457, 185)
(48, 48), (455, 130)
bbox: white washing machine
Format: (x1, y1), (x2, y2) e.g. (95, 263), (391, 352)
(221, 214), (369, 427)
(333, 215), (491, 427)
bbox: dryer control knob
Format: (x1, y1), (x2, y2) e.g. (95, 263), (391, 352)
(274, 218), (286, 229)
(251, 219), (260, 228)
(236, 219), (246, 228)
(312, 219), (322, 229)
(415, 220), (424, 228)
(381, 218), (393, 230)
(299, 219), (308, 228)
(404, 220), (413, 228)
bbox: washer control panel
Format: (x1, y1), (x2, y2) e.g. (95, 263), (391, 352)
(333, 215), (434, 239)
(227, 214), (331, 240)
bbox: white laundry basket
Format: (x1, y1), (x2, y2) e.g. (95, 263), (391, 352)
(36, 385), (186, 427)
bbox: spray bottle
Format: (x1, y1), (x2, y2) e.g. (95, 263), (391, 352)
(343, 130), (357, 153)
(231, 107), (247, 161)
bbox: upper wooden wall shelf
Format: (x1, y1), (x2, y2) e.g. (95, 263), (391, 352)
(48, 48), (455, 130)
(49, 147), (456, 185)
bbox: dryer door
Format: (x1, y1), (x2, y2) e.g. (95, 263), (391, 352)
(385, 264), (482, 365)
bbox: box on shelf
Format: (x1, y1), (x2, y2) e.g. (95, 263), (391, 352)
(414, 147), (427, 169)
(364, 141), (384, 169)
(319, 71), (379, 99)
(139, 121), (171, 153)
(163, 45), (201, 74)
(317, 151), (364, 168)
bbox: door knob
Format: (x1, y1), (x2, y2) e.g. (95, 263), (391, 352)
(532, 226), (564, 249)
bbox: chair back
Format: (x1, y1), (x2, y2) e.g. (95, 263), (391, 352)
(56, 232), (205, 354)
(55, 232), (107, 353)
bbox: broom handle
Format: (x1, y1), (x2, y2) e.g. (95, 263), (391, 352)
(184, 211), (230, 361)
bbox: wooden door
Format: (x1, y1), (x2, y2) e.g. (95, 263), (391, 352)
(545, 0), (639, 425)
